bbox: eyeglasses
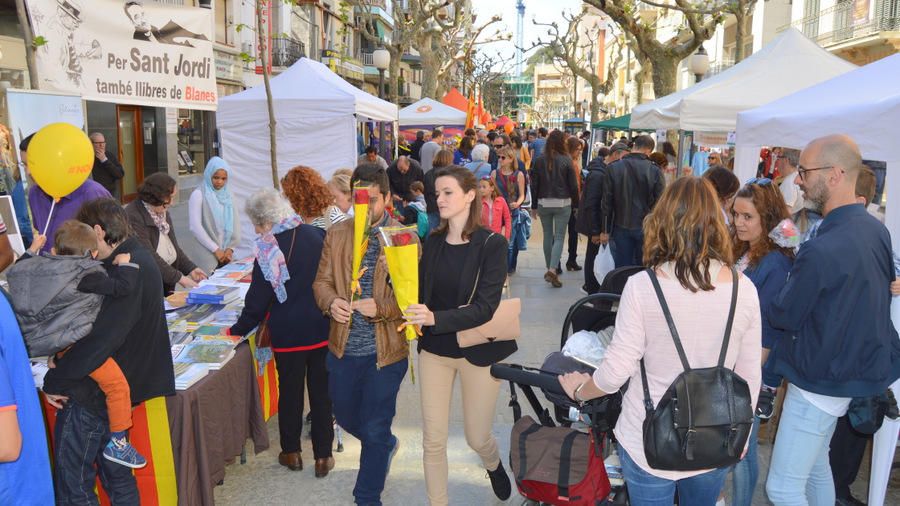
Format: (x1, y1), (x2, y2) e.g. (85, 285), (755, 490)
(745, 177), (773, 187)
(797, 165), (834, 180)
(493, 143), (505, 148)
(92, 141), (106, 145)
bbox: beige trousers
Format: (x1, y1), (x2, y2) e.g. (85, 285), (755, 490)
(419, 350), (503, 506)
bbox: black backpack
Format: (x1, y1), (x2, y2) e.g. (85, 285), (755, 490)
(640, 267), (754, 471)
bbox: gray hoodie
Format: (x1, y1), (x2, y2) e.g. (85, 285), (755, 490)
(6, 254), (105, 357)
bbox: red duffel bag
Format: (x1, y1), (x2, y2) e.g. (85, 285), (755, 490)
(509, 415), (611, 505)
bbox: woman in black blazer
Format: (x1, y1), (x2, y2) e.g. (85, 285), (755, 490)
(406, 166), (516, 505)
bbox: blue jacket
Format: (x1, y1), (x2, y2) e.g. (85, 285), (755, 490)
(744, 250), (793, 350)
(231, 225), (330, 350)
(771, 204), (900, 397)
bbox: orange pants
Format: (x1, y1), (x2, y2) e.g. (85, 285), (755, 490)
(89, 358), (132, 433)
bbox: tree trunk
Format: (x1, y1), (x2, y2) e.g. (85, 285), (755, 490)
(15, 0), (39, 89)
(257, 2), (278, 189)
(650, 56), (678, 100)
(388, 49), (401, 104)
(734, 7), (747, 63)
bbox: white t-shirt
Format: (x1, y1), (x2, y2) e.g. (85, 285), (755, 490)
(779, 176), (801, 213)
(794, 384), (851, 417)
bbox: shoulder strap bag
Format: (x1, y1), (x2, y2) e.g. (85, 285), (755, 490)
(256, 228), (298, 349)
(457, 233), (521, 348)
(639, 267), (754, 471)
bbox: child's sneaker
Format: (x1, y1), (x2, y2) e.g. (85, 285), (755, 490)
(103, 435), (147, 469)
(756, 386), (777, 419)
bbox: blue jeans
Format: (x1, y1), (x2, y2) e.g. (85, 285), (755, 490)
(508, 208), (523, 272)
(537, 206), (572, 270)
(611, 226), (644, 267)
(427, 212), (440, 233)
(327, 353), (407, 505)
(731, 417), (761, 506)
(53, 400), (139, 506)
(620, 447), (728, 505)
(765, 384), (839, 505)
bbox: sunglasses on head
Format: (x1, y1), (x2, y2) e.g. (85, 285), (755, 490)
(745, 177), (773, 187)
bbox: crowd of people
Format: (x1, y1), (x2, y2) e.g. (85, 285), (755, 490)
(0, 122), (898, 506)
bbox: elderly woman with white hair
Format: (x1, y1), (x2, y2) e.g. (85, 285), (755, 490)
(229, 189), (336, 477)
(465, 144), (492, 180)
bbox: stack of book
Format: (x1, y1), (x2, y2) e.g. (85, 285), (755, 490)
(174, 363), (209, 390)
(186, 286), (242, 306)
(174, 340), (236, 371)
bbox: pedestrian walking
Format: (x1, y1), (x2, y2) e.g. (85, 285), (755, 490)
(728, 178), (794, 506)
(491, 146), (528, 275)
(532, 130), (579, 288)
(600, 135), (665, 267)
(765, 135), (900, 505)
(559, 176), (761, 505)
(565, 135), (584, 272)
(406, 166), (515, 505)
(478, 177), (510, 239)
(312, 164), (418, 506)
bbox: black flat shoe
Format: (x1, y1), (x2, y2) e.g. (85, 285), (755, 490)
(566, 262), (583, 271)
(486, 460), (512, 500)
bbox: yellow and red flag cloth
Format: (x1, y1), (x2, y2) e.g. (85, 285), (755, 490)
(42, 395), (178, 505)
(465, 93), (476, 129)
(249, 330), (279, 421)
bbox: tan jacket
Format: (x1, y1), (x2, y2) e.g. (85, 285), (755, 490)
(312, 217), (420, 367)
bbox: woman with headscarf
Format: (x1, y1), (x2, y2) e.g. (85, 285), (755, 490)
(189, 157), (241, 269)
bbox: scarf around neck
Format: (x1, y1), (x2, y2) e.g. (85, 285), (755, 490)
(254, 214), (302, 303)
(143, 201), (170, 235)
(202, 157), (235, 248)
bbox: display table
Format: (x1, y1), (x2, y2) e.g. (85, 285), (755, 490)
(42, 341), (270, 506)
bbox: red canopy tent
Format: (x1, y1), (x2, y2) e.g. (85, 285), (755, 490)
(442, 88), (468, 112)
(495, 115), (515, 126)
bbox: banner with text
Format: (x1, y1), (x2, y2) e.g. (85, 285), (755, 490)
(27, 0), (216, 110)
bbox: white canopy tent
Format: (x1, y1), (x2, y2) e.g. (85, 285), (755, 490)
(735, 53), (900, 506)
(399, 97), (466, 126)
(217, 57), (397, 256)
(630, 28), (856, 132)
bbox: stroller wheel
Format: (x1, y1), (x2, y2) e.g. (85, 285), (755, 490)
(521, 500), (540, 506)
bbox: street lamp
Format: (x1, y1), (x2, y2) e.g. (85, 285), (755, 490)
(690, 45), (710, 83)
(581, 98), (589, 120)
(373, 47), (390, 160)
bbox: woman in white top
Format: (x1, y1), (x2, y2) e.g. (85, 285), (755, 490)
(189, 157), (241, 268)
(559, 176), (762, 505)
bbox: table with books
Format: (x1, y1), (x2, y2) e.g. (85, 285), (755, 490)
(41, 261), (276, 506)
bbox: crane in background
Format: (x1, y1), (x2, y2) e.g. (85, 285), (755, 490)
(516, 0), (525, 75)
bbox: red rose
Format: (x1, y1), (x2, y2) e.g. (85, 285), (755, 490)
(393, 232), (413, 246)
(354, 188), (370, 205)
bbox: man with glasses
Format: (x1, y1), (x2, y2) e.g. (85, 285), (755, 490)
(21, 133), (111, 254)
(766, 134), (900, 505)
(489, 134), (507, 171)
(90, 133), (125, 200)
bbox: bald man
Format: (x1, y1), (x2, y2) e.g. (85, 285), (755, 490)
(766, 135), (900, 505)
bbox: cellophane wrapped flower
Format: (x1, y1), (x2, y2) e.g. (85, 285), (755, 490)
(379, 226), (420, 341)
(769, 218), (802, 249)
(350, 185), (373, 308)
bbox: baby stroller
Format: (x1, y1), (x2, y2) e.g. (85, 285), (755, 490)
(491, 266), (643, 505)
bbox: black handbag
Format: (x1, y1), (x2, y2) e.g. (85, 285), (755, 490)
(640, 267), (754, 471)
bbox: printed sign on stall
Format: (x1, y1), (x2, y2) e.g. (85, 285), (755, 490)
(26, 0), (216, 110)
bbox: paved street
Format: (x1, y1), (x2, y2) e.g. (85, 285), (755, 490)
(165, 186), (893, 505)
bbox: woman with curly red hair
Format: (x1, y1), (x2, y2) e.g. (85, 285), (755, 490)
(282, 166), (349, 230)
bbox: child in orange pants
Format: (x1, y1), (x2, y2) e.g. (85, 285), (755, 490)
(9, 221), (146, 468)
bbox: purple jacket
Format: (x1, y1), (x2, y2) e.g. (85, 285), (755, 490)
(29, 179), (111, 252)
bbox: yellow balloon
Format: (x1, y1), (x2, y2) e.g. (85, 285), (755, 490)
(27, 123), (94, 199)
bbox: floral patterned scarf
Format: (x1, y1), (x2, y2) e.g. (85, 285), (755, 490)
(254, 214), (303, 303)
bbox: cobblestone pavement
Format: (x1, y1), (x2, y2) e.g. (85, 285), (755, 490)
(166, 191), (896, 505)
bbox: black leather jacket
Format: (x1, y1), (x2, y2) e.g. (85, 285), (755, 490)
(576, 157), (607, 236)
(530, 153), (579, 209)
(600, 153), (664, 232)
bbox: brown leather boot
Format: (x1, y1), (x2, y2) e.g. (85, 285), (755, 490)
(278, 451), (302, 471)
(314, 456), (335, 478)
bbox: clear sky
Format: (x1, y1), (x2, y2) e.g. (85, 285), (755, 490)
(472, 0), (586, 72)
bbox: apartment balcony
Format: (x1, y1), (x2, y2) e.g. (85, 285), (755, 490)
(706, 59), (735, 77)
(272, 37), (306, 68)
(786, 0), (900, 52)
